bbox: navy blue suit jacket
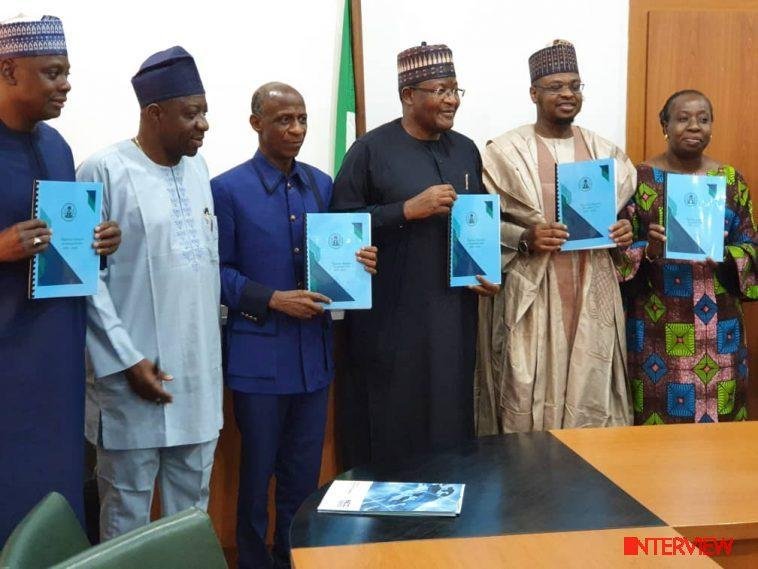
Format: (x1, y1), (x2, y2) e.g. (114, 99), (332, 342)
(211, 151), (334, 394)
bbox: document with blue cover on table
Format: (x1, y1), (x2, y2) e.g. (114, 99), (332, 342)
(556, 158), (617, 251)
(664, 173), (726, 262)
(317, 480), (465, 517)
(449, 194), (502, 287)
(28, 180), (103, 299)
(305, 212), (372, 310)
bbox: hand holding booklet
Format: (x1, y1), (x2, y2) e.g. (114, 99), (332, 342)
(305, 213), (372, 310)
(664, 173), (726, 262)
(28, 180), (103, 299)
(449, 194), (501, 287)
(318, 480), (465, 517)
(556, 158), (618, 251)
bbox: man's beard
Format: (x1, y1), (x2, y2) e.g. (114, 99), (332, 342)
(554, 115), (575, 125)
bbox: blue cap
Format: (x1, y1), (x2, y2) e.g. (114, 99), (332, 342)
(0, 14), (67, 58)
(131, 46), (205, 107)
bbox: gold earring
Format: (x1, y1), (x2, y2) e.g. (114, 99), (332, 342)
(664, 133), (669, 140)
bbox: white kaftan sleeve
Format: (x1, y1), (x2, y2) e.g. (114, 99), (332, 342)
(77, 157), (144, 378)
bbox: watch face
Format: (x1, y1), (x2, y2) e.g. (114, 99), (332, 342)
(518, 240), (528, 253)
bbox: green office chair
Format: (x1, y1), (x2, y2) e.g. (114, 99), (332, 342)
(50, 508), (227, 569)
(0, 492), (91, 569)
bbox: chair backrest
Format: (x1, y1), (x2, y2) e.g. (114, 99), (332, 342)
(0, 492), (90, 569)
(50, 508), (227, 569)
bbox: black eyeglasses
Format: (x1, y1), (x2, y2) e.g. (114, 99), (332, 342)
(407, 86), (466, 99)
(533, 82), (584, 94)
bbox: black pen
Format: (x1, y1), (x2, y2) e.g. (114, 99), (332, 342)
(203, 207), (214, 232)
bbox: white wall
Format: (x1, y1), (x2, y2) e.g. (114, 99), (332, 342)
(3, 0), (344, 176)
(3, 0), (629, 178)
(362, 0), (630, 151)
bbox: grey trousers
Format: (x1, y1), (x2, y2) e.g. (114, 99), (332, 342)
(96, 438), (218, 541)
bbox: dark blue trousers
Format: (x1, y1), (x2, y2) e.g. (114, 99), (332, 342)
(233, 386), (329, 569)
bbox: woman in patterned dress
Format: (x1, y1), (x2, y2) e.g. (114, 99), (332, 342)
(620, 90), (756, 424)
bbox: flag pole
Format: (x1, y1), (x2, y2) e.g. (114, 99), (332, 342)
(349, 0), (366, 137)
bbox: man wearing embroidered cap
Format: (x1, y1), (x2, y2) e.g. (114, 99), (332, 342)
(0, 14), (120, 542)
(332, 42), (499, 468)
(475, 40), (636, 434)
(78, 46), (222, 539)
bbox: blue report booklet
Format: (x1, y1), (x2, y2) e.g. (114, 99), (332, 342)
(556, 158), (617, 251)
(317, 480), (465, 517)
(28, 180), (103, 299)
(306, 213), (372, 310)
(449, 194), (502, 287)
(665, 173), (726, 262)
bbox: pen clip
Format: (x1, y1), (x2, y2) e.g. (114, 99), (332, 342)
(202, 207), (214, 232)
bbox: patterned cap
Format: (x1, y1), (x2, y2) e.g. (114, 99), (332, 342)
(397, 42), (455, 89)
(131, 46), (205, 107)
(0, 14), (67, 58)
(528, 40), (579, 83)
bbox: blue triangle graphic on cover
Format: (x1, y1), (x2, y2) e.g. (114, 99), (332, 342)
(666, 210), (706, 255)
(309, 255), (355, 302)
(561, 195), (603, 240)
(452, 234), (486, 277)
(38, 242), (83, 286)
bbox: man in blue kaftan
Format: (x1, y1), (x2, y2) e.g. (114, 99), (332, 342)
(0, 14), (120, 544)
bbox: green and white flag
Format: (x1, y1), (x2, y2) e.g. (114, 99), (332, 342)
(334, 0), (356, 176)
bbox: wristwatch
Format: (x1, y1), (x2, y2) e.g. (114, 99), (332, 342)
(518, 231), (530, 255)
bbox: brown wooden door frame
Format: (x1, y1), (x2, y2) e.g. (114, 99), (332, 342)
(626, 0), (758, 164)
(350, 0), (367, 137)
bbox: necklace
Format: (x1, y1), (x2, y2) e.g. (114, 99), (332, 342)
(132, 136), (144, 153)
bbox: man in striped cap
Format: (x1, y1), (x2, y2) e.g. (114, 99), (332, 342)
(474, 40), (636, 435)
(332, 42), (499, 469)
(0, 14), (120, 542)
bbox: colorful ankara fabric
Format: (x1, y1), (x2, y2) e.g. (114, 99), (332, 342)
(620, 164), (757, 424)
(397, 42), (455, 88)
(528, 39), (578, 83)
(0, 14), (66, 58)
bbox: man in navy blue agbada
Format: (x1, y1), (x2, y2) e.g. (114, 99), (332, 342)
(0, 14), (120, 543)
(211, 82), (376, 569)
(331, 43), (499, 468)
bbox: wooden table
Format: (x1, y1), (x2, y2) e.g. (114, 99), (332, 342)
(293, 527), (720, 568)
(552, 423), (758, 533)
(291, 423), (758, 568)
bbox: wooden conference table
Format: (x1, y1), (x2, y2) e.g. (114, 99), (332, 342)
(291, 422), (758, 568)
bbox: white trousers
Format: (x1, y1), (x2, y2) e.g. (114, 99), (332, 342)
(96, 438), (218, 541)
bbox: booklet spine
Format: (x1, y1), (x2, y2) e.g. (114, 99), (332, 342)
(447, 208), (454, 287)
(304, 213), (311, 292)
(27, 180), (41, 299)
(554, 163), (561, 225)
